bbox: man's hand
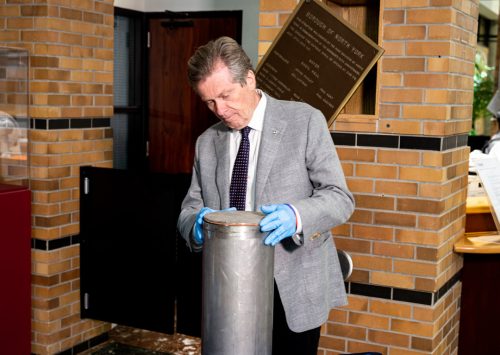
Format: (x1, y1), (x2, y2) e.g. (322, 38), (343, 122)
(260, 204), (296, 246)
(193, 207), (236, 245)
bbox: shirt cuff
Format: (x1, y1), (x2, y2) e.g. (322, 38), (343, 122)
(288, 204), (303, 234)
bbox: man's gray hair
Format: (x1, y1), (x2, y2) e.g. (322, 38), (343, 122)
(187, 36), (254, 90)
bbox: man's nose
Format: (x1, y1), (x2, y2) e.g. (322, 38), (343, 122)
(214, 100), (226, 117)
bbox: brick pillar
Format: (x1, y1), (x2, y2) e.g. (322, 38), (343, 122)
(1, 1), (114, 353)
(259, 1), (476, 354)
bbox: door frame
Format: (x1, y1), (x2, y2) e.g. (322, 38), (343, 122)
(114, 7), (148, 170)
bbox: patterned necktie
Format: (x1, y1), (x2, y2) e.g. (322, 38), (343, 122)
(230, 126), (251, 211)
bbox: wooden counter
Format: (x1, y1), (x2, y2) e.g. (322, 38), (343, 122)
(457, 187), (499, 252)
(454, 232), (500, 254)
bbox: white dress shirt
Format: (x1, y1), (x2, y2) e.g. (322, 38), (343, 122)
(228, 91), (303, 233)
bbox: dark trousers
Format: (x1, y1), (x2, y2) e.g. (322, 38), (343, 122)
(272, 282), (321, 355)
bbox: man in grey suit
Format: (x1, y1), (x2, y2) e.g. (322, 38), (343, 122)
(177, 36), (355, 355)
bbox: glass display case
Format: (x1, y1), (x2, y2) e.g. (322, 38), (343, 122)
(0, 47), (29, 186)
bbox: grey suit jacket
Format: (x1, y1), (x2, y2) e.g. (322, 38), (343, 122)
(177, 93), (355, 332)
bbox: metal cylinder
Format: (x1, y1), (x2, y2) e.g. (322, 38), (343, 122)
(202, 211), (274, 355)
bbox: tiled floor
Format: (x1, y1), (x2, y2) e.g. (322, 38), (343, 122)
(81, 326), (201, 355)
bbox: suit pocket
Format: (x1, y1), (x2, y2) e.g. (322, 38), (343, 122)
(305, 231), (330, 254)
(302, 243), (329, 303)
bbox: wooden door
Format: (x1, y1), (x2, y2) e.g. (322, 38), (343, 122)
(148, 12), (241, 173)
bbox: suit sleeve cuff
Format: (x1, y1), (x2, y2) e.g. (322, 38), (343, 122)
(190, 227), (203, 252)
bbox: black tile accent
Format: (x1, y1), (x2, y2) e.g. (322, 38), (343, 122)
(32, 238), (47, 250)
(457, 133), (468, 147)
(393, 288), (433, 305)
(30, 117), (112, 130)
(435, 286), (447, 303)
(71, 234), (80, 245)
(92, 118), (110, 127)
(48, 119), (70, 129)
(331, 132), (469, 152)
(357, 134), (399, 148)
(48, 236), (72, 250)
(72, 340), (92, 354)
(346, 269), (461, 306)
(89, 332), (110, 347)
(70, 118), (92, 129)
(32, 235), (79, 251)
(16, 117), (30, 128)
(443, 135), (458, 150)
(32, 118), (47, 129)
(55, 332), (109, 354)
(435, 270), (462, 302)
(400, 136), (442, 151)
(331, 132), (356, 146)
(350, 282), (392, 299)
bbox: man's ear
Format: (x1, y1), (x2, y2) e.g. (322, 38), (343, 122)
(245, 70), (257, 90)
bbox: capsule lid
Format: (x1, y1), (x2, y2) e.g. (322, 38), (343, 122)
(204, 211), (264, 226)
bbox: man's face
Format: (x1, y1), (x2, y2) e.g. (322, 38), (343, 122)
(196, 62), (259, 130)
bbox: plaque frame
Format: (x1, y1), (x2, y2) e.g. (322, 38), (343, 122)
(256, 0), (384, 126)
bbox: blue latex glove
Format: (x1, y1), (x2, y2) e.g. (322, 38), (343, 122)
(193, 207), (236, 245)
(260, 204), (297, 246)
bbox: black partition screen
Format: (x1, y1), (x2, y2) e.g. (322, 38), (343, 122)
(79, 167), (200, 334)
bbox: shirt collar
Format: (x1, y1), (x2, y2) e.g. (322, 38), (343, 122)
(232, 90), (266, 133)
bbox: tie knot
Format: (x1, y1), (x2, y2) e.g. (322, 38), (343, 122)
(241, 126), (251, 139)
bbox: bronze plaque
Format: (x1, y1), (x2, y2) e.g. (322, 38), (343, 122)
(256, 0), (384, 125)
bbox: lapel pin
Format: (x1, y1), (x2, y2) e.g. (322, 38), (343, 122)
(272, 130), (278, 135)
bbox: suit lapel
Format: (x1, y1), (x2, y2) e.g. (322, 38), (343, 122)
(255, 97), (287, 206)
(215, 126), (230, 209)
